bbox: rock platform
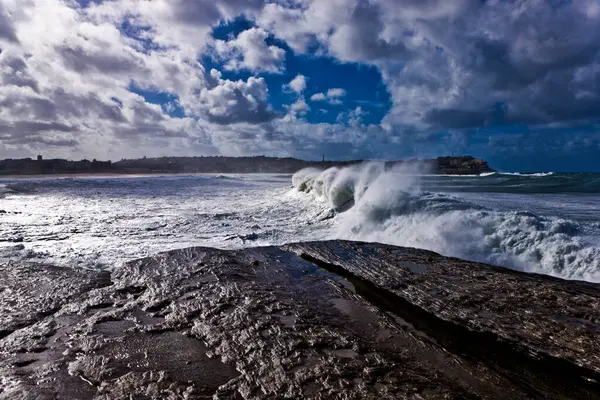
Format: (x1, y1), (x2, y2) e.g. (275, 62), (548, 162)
(1, 240), (599, 399)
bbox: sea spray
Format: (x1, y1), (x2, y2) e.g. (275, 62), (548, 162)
(293, 162), (427, 211)
(293, 164), (600, 282)
(3, 172), (599, 283)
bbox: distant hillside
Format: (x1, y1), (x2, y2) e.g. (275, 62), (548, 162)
(113, 156), (358, 174)
(0, 155), (494, 176)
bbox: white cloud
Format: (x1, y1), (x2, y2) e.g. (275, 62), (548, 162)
(327, 88), (346, 98)
(310, 93), (326, 101)
(343, 106), (368, 126)
(290, 97), (310, 115)
(215, 27), (286, 74)
(259, 0), (600, 129)
(198, 69), (276, 124)
(285, 75), (309, 117)
(288, 74), (307, 93)
(257, 3), (313, 53)
(1, 0), (600, 162)
(0, 0), (276, 158)
(310, 88), (346, 105)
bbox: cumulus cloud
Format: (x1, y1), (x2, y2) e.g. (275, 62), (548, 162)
(0, 0), (275, 158)
(346, 106), (368, 127)
(0, 2), (18, 43)
(260, 0), (600, 130)
(327, 88), (346, 97)
(198, 69), (277, 124)
(284, 75), (309, 117)
(215, 27), (286, 73)
(310, 88), (346, 105)
(0, 0), (599, 164)
(287, 74), (307, 93)
(290, 98), (310, 115)
(0, 0), (215, 157)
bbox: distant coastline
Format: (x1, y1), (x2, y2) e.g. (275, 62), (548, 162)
(0, 155), (494, 176)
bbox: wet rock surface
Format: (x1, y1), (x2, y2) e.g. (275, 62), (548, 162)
(1, 240), (599, 399)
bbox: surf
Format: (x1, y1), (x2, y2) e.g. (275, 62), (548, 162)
(293, 163), (600, 282)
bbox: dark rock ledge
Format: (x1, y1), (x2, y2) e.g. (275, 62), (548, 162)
(1, 241), (599, 399)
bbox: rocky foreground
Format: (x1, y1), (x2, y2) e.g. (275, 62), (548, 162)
(1, 241), (599, 399)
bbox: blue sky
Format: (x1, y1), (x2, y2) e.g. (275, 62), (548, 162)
(133, 17), (392, 126)
(1, 0), (600, 171)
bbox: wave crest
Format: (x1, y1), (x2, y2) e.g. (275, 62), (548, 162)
(0, 183), (29, 198)
(293, 164), (600, 282)
(293, 163), (419, 211)
(499, 172), (554, 177)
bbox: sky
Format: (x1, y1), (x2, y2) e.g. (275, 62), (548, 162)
(0, 0), (600, 171)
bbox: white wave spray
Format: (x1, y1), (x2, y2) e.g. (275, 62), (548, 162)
(499, 172), (555, 177)
(293, 163), (600, 282)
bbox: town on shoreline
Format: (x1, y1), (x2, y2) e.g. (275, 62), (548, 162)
(0, 155), (494, 176)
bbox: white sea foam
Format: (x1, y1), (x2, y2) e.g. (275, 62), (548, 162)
(499, 172), (555, 177)
(0, 175), (325, 270)
(2, 171), (599, 283)
(293, 164), (600, 282)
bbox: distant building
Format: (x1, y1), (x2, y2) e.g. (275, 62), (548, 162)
(37, 155), (43, 161)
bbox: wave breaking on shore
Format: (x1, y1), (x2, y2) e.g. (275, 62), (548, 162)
(293, 163), (600, 282)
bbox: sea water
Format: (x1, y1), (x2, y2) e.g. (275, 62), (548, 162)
(1, 164), (599, 282)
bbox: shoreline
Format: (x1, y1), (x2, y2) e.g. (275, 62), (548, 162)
(0, 172), (262, 180)
(0, 171), (497, 179)
(1, 155), (496, 177)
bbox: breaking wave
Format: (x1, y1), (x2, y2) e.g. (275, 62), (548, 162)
(293, 163), (600, 282)
(0, 183), (29, 198)
(499, 172), (554, 177)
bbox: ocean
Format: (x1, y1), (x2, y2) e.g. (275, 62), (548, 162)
(1, 163), (599, 282)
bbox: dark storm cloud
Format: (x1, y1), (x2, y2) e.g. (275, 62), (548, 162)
(49, 89), (127, 123)
(206, 98), (278, 125)
(14, 121), (75, 133)
(329, 0), (410, 62)
(0, 121), (78, 147)
(118, 123), (189, 138)
(259, 0), (600, 130)
(1, 56), (39, 92)
(0, 97), (58, 121)
(395, 0), (600, 128)
(424, 109), (488, 129)
(0, 135), (79, 147)
(172, 0), (264, 26)
(98, 101), (127, 123)
(131, 102), (166, 123)
(0, 3), (18, 43)
(172, 0), (222, 26)
(60, 47), (139, 75)
(0, 83), (127, 124)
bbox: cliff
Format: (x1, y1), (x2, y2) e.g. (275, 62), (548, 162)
(0, 155), (495, 176)
(1, 241), (598, 399)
